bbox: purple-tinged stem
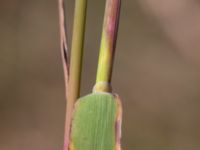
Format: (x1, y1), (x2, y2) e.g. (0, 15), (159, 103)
(94, 0), (121, 93)
(58, 0), (71, 149)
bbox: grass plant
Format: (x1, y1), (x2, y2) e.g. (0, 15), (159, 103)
(58, 0), (122, 149)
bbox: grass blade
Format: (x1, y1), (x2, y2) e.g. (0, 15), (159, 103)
(70, 93), (122, 150)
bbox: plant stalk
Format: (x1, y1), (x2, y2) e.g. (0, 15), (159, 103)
(58, 0), (71, 149)
(94, 0), (121, 93)
(64, 0), (87, 149)
(58, 0), (69, 96)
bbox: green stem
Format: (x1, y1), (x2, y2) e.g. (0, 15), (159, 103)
(95, 0), (121, 93)
(69, 0), (87, 101)
(64, 0), (87, 149)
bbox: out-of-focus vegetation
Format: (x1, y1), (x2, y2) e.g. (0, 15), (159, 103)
(0, 0), (200, 150)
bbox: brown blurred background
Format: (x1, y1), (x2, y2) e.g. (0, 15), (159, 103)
(1, 0), (200, 150)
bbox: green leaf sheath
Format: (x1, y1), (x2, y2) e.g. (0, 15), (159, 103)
(70, 93), (118, 150)
(95, 0), (121, 92)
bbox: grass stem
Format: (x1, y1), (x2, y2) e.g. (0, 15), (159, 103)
(58, 0), (69, 97)
(95, 0), (121, 93)
(64, 0), (87, 149)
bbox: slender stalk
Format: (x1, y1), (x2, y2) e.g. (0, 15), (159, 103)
(58, 0), (71, 149)
(64, 0), (87, 149)
(69, 0), (87, 101)
(94, 0), (121, 93)
(58, 0), (69, 96)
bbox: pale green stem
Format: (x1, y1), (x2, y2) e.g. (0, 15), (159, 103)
(69, 0), (87, 103)
(63, 0), (87, 149)
(95, 0), (121, 93)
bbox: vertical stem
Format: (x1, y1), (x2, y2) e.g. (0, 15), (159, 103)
(95, 0), (121, 92)
(58, 0), (69, 96)
(58, 0), (71, 149)
(64, 0), (87, 149)
(69, 0), (87, 101)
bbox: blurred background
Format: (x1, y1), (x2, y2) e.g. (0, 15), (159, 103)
(1, 0), (200, 150)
